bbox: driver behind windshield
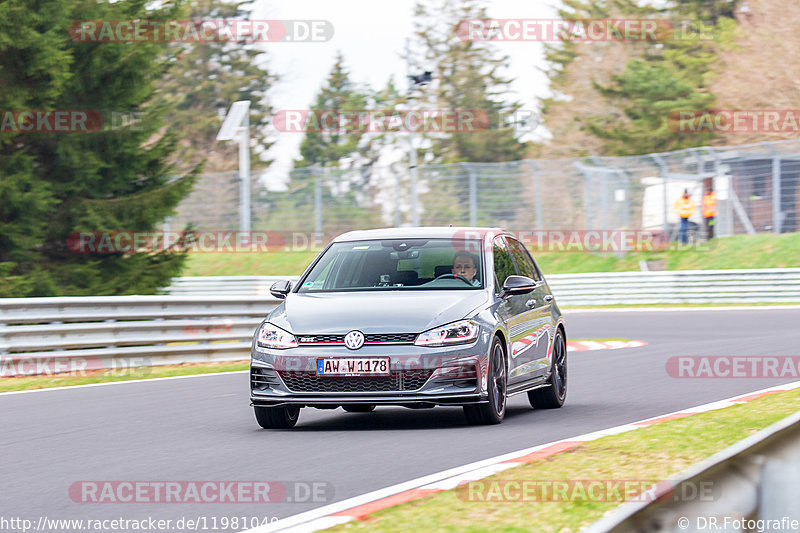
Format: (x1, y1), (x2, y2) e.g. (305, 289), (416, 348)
(452, 252), (481, 286)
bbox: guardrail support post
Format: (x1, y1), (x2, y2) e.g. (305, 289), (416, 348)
(0, 321), (6, 357)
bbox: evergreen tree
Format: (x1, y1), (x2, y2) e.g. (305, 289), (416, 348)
(539, 0), (736, 157)
(0, 0), (196, 296)
(411, 0), (526, 164)
(155, 0), (276, 173)
(406, 0), (527, 226)
(673, 0), (738, 23)
(297, 52), (371, 168)
(586, 1), (737, 155)
(537, 0), (654, 158)
(277, 52), (382, 233)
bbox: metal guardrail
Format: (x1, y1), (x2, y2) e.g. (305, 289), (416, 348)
(548, 269), (800, 305)
(1, 269), (798, 376)
(166, 276), (295, 296)
(0, 296), (278, 376)
(166, 269), (800, 305)
(585, 408), (800, 533)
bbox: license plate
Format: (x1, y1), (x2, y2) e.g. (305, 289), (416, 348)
(316, 358), (390, 376)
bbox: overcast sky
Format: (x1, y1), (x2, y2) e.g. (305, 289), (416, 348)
(250, 0), (560, 186)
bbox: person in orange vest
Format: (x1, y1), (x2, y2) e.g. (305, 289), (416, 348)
(702, 187), (717, 240)
(674, 189), (696, 244)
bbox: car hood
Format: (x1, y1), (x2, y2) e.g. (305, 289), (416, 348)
(268, 290), (490, 334)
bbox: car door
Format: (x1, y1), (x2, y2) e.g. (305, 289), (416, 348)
(491, 235), (526, 386)
(505, 237), (553, 380)
(491, 235), (538, 386)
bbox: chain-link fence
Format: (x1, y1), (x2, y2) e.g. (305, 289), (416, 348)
(168, 139), (800, 239)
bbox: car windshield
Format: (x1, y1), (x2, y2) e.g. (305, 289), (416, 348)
(297, 239), (484, 292)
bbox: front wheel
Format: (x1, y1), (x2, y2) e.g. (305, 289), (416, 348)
(464, 336), (507, 425)
(254, 406), (301, 429)
(528, 328), (567, 409)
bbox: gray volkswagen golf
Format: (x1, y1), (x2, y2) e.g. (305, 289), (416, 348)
(250, 227), (566, 428)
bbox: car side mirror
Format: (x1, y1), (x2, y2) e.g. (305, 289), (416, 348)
(269, 280), (292, 299)
(500, 275), (536, 297)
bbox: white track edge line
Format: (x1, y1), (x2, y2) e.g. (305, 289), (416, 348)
(247, 379), (800, 533)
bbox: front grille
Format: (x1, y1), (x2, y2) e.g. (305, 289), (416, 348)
(251, 367), (280, 391)
(278, 370), (433, 393)
(296, 333), (417, 345)
(365, 333), (417, 343)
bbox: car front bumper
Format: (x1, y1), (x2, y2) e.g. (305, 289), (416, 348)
(250, 341), (491, 408)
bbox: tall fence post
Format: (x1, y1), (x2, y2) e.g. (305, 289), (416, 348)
(619, 169), (631, 231)
(772, 155), (782, 233)
(525, 161), (544, 230)
(600, 170), (609, 229)
(314, 165), (323, 245)
(238, 111), (251, 237)
(711, 150), (733, 237)
(391, 164), (402, 227)
(408, 136), (420, 226)
(589, 158), (608, 229)
(463, 162), (477, 226)
(651, 155), (670, 233)
(578, 165), (592, 230)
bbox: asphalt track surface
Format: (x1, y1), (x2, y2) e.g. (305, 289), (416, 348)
(2, 308), (799, 532)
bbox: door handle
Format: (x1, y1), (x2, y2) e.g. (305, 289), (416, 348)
(525, 299), (536, 308)
(543, 294), (554, 303)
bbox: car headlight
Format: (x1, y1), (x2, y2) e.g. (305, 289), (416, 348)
(415, 320), (479, 347)
(257, 323), (297, 349)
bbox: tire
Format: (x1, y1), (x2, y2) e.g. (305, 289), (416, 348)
(254, 406), (301, 429)
(463, 336), (507, 425)
(528, 328), (567, 409)
(342, 404), (376, 413)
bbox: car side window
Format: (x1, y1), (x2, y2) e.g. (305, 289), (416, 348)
(505, 237), (540, 281)
(492, 237), (515, 294)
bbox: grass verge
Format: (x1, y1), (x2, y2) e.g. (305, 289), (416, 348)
(182, 233), (800, 277)
(0, 360), (248, 393)
(330, 388), (800, 533)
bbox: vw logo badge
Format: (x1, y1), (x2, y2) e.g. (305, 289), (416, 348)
(344, 330), (365, 350)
